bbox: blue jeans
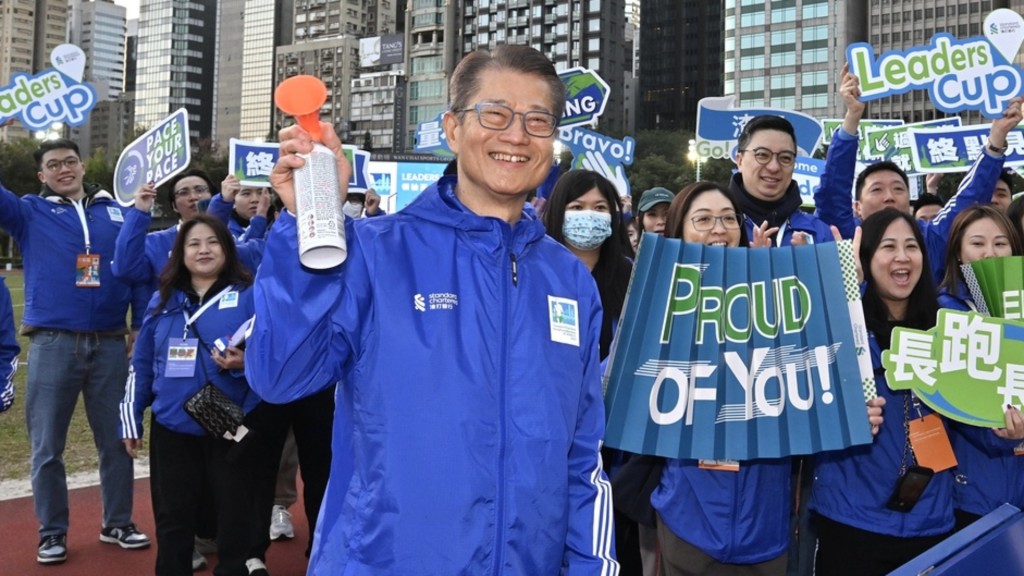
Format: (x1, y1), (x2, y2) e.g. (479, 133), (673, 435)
(25, 330), (133, 537)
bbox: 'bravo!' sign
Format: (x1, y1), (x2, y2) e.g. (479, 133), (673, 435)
(849, 9), (1024, 119)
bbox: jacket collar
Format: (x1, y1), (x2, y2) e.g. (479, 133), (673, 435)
(41, 182), (113, 206)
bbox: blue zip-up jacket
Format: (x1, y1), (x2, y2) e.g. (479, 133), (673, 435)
(814, 131), (1004, 282)
(228, 212), (269, 242)
(810, 332), (954, 537)
(246, 176), (618, 575)
(0, 277), (20, 412)
(112, 194), (264, 290)
(120, 286), (260, 438)
(0, 181), (148, 331)
(652, 457), (791, 563)
(937, 286), (1024, 516)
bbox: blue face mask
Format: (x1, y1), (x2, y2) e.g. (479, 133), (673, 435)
(562, 210), (613, 251)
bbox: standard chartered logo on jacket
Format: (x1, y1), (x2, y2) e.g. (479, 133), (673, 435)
(414, 292), (460, 312)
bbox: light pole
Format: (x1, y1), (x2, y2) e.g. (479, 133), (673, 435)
(688, 138), (702, 181)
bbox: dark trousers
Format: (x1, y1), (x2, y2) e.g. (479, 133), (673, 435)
(246, 386), (335, 558)
(657, 514), (787, 576)
(149, 419), (255, 576)
(814, 514), (950, 576)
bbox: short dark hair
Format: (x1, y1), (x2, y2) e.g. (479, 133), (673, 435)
(664, 181), (750, 246)
(737, 116), (796, 154)
(855, 161), (909, 201)
(912, 192), (944, 216)
(449, 45), (566, 121)
(1008, 194), (1024, 236)
(166, 168), (217, 208)
(33, 139), (80, 167)
(998, 169), (1015, 193)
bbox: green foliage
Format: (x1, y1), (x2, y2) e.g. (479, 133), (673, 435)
(0, 138), (43, 196)
(84, 147), (114, 192)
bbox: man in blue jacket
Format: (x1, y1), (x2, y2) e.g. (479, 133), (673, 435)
(246, 45), (617, 575)
(814, 70), (1023, 282)
(0, 139), (151, 565)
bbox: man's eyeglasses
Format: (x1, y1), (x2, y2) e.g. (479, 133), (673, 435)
(690, 214), (741, 231)
(174, 185), (210, 198)
(43, 157), (81, 173)
(739, 148), (797, 167)
(454, 102), (559, 137)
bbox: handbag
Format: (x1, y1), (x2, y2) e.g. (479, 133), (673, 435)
(183, 383), (246, 440)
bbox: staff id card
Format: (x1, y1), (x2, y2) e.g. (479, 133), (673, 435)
(165, 338), (199, 378)
(76, 253), (101, 287)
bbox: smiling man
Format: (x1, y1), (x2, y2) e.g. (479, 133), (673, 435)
(246, 45), (618, 575)
(0, 138), (151, 564)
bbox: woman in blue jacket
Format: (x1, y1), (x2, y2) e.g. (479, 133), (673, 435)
(935, 205), (1024, 529)
(120, 214), (262, 576)
(811, 209), (953, 574)
(652, 182), (797, 575)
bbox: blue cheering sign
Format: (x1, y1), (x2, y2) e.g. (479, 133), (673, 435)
(113, 108), (190, 207)
(229, 139), (280, 187)
(558, 67), (610, 128)
(342, 145), (373, 192)
(695, 96), (824, 160)
(603, 237), (874, 460)
(908, 123), (1024, 173)
(0, 44), (97, 130)
(848, 9), (1024, 119)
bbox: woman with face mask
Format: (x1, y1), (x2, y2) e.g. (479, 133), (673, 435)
(542, 169), (641, 571)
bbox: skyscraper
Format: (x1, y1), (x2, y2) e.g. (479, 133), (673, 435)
(0, 0), (68, 142)
(639, 0), (722, 131)
(69, 0), (126, 101)
(134, 0), (217, 141)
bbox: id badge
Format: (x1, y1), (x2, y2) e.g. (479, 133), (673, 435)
(908, 413), (958, 472)
(698, 459), (740, 472)
(1015, 441), (1024, 457)
(76, 253), (101, 288)
(165, 338), (199, 378)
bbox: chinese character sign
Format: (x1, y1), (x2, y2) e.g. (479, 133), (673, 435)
(113, 108), (190, 207)
(695, 96), (824, 160)
(908, 123), (1024, 173)
(882, 309), (1024, 428)
(603, 236), (874, 461)
(229, 139), (280, 187)
(862, 118), (963, 175)
(413, 111), (453, 158)
(849, 9), (1024, 119)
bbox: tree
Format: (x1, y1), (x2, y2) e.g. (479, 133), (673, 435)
(84, 147), (114, 192)
(0, 138), (43, 195)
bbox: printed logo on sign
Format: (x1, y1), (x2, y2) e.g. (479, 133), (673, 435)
(548, 295), (580, 347)
(558, 67), (610, 128)
(414, 294), (426, 312)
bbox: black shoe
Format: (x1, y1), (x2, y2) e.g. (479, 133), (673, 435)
(99, 523), (151, 549)
(37, 534), (67, 564)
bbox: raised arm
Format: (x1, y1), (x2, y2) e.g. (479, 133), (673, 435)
(112, 183), (159, 284)
(814, 64), (864, 240)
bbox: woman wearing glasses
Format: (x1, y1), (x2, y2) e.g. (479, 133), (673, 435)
(651, 182), (796, 575)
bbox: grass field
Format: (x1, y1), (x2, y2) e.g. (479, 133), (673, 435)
(0, 271), (146, 482)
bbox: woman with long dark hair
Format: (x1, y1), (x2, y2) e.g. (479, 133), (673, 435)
(119, 214), (266, 576)
(809, 209), (1001, 575)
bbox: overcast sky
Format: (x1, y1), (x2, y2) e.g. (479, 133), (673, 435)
(113, 0), (139, 20)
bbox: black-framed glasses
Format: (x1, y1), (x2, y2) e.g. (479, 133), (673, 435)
(43, 157), (81, 172)
(174, 185), (210, 198)
(739, 147), (797, 167)
(454, 102), (559, 137)
(690, 214), (741, 231)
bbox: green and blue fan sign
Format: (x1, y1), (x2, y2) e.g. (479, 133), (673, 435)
(603, 238), (877, 460)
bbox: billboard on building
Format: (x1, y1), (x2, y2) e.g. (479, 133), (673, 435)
(360, 34), (404, 68)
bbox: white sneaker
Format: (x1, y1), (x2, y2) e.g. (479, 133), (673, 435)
(269, 505), (294, 540)
(192, 547), (207, 571)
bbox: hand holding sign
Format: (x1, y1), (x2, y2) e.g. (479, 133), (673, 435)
(221, 174), (241, 203)
(134, 181), (157, 213)
(989, 96), (1024, 151)
(994, 405), (1024, 440)
(839, 63), (866, 130)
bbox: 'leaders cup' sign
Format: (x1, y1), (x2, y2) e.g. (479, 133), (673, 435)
(0, 44), (97, 130)
(849, 9), (1024, 119)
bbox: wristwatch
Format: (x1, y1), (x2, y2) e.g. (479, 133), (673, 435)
(987, 140), (1008, 155)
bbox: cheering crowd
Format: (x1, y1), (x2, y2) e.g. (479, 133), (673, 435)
(2, 43), (1024, 576)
